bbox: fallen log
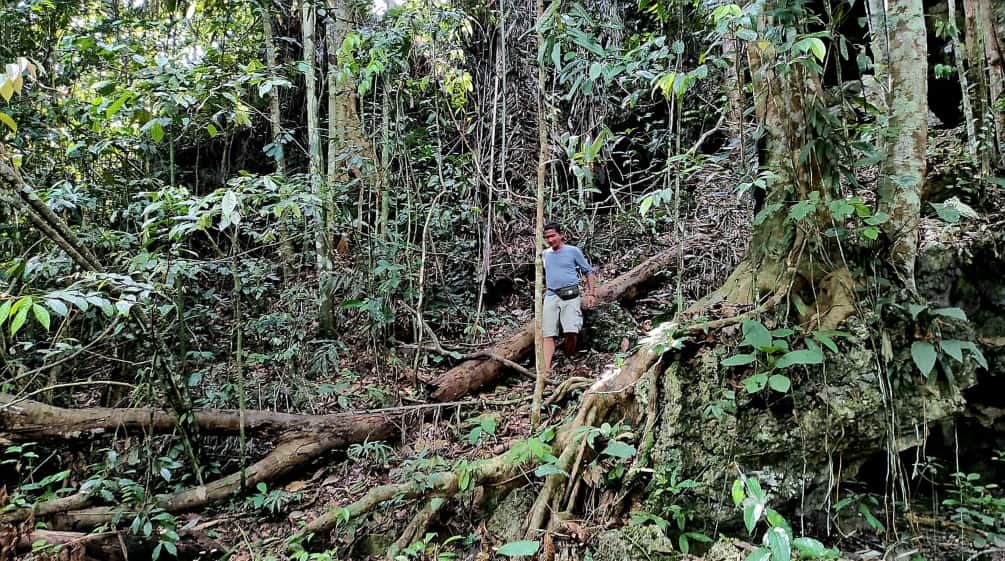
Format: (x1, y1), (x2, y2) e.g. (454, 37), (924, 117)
(429, 246), (683, 402)
(10, 529), (223, 561)
(0, 393), (396, 442)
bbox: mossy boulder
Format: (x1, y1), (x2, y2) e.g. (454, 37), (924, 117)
(589, 525), (676, 561)
(485, 486), (536, 542)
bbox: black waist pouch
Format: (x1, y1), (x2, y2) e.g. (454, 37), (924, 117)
(553, 285), (580, 300)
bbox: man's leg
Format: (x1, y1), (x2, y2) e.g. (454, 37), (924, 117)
(559, 296), (584, 361)
(563, 333), (577, 357)
(541, 294), (561, 374)
(544, 336), (556, 374)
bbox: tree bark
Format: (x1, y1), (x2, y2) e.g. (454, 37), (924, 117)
(530, 0), (548, 430)
(0, 393), (398, 443)
(261, 0), (297, 279)
(430, 246), (686, 402)
(977, 0), (1005, 166)
(877, 0), (927, 289)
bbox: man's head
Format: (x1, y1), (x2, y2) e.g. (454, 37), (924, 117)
(543, 222), (563, 249)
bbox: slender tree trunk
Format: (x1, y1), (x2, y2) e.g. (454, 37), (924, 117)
(877, 0), (927, 289)
(949, 0), (979, 161)
(262, 1), (297, 279)
(530, 0), (547, 430)
(963, 0), (992, 172)
(977, 0), (1005, 167)
(302, 0), (334, 331)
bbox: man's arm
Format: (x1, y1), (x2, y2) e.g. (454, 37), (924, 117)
(574, 247), (597, 308)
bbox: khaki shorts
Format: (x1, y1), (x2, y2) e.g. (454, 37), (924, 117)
(543, 293), (582, 337)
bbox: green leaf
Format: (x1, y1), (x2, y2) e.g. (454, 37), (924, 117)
(940, 340), (964, 362)
(741, 320), (772, 350)
(163, 541), (177, 557)
(732, 479), (746, 506)
(743, 500), (764, 533)
(602, 440), (636, 459)
(793, 537), (827, 558)
(933, 307), (967, 321)
(775, 347), (824, 368)
(10, 303), (30, 336)
(743, 373), (768, 393)
(860, 226), (880, 240)
(206, 123), (218, 138)
(722, 353), (756, 367)
(150, 120), (165, 142)
(767, 527), (792, 561)
(960, 341), (989, 369)
(0, 299), (12, 324)
(0, 111), (16, 134)
(908, 303), (928, 320)
(736, 28), (758, 41)
(31, 304), (50, 331)
(496, 540), (540, 557)
(745, 548), (771, 561)
(911, 341), (937, 377)
(808, 38), (826, 61)
(768, 374), (791, 393)
(45, 299), (68, 317)
(106, 92), (131, 119)
(551, 42), (562, 72)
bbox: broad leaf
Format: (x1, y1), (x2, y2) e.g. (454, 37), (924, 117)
(496, 540), (540, 557)
(768, 374), (791, 393)
(940, 339), (964, 363)
(745, 547), (771, 561)
(742, 320), (772, 350)
(0, 111), (15, 134)
(32, 304), (50, 331)
(775, 347), (823, 368)
(767, 527), (791, 561)
(602, 440), (636, 459)
(722, 353), (756, 367)
(793, 537), (827, 558)
(933, 307), (967, 321)
(911, 341), (937, 377)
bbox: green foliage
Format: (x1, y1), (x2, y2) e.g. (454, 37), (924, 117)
(721, 320), (838, 395)
(637, 470), (711, 554)
(943, 470), (1005, 548)
(247, 482), (303, 516)
(464, 414), (499, 446)
(347, 440), (395, 466)
(902, 303), (988, 384)
(495, 540), (540, 557)
(732, 477), (840, 561)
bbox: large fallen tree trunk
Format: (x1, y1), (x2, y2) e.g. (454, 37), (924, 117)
(0, 393), (398, 442)
(430, 245), (686, 402)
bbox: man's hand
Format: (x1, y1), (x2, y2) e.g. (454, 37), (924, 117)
(585, 294), (597, 309)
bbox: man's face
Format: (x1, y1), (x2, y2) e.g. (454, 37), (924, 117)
(544, 228), (562, 249)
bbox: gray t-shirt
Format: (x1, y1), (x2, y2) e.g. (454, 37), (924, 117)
(543, 245), (593, 296)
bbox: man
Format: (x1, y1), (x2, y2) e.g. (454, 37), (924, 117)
(541, 222), (596, 375)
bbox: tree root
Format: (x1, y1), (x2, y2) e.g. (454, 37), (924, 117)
(305, 453), (517, 536)
(390, 497), (446, 555)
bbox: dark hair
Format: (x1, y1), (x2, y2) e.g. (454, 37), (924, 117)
(543, 222), (562, 234)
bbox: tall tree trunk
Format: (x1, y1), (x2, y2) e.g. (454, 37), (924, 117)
(963, 0), (992, 172)
(977, 0), (1005, 167)
(261, 1), (297, 280)
(303, 0), (335, 331)
(949, 0), (979, 161)
(530, 0), (548, 430)
(877, 0), (927, 289)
